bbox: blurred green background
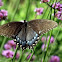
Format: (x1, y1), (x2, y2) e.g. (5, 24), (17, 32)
(0, 0), (62, 62)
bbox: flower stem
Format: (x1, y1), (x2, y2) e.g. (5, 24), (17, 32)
(24, 51), (31, 60)
(46, 3), (58, 11)
(28, 46), (36, 62)
(35, 14), (37, 19)
(25, 0), (30, 20)
(28, 50), (34, 62)
(18, 49), (23, 62)
(11, 0), (20, 21)
(42, 31), (52, 62)
(0, 37), (7, 53)
(12, 45), (18, 62)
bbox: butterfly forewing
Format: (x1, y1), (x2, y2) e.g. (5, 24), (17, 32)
(0, 22), (23, 38)
(28, 19), (58, 35)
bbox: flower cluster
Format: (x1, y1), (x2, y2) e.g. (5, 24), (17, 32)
(55, 11), (62, 20)
(41, 36), (54, 51)
(2, 50), (14, 58)
(0, 0), (8, 21)
(41, 36), (55, 43)
(2, 50), (20, 59)
(49, 56), (60, 62)
(34, 8), (44, 15)
(0, 0), (3, 7)
(4, 40), (16, 50)
(2, 40), (20, 59)
(0, 10), (8, 21)
(47, 36), (54, 43)
(52, 2), (62, 20)
(40, 0), (50, 3)
(34, 0), (51, 16)
(52, 2), (62, 11)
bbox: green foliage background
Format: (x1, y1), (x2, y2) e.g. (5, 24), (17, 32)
(0, 0), (62, 62)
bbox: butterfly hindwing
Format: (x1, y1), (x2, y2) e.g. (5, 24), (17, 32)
(0, 22), (23, 38)
(28, 19), (58, 35)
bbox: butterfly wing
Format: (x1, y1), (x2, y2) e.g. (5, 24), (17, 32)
(28, 19), (58, 35)
(26, 26), (37, 41)
(0, 22), (23, 38)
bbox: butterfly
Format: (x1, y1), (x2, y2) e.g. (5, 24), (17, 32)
(0, 19), (58, 50)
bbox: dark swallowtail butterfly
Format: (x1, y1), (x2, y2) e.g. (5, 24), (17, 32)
(0, 19), (58, 50)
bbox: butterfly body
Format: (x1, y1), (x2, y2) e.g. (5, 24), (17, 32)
(13, 20), (39, 49)
(0, 19), (58, 50)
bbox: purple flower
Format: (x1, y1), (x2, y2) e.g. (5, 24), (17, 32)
(0, 10), (8, 21)
(16, 52), (20, 59)
(26, 53), (36, 61)
(55, 11), (62, 21)
(52, 2), (62, 21)
(12, 44), (16, 49)
(52, 2), (60, 9)
(4, 40), (16, 50)
(2, 50), (14, 58)
(52, 2), (62, 11)
(0, 12), (3, 20)
(47, 36), (55, 43)
(8, 40), (15, 46)
(41, 44), (47, 51)
(0, 0), (3, 7)
(58, 4), (62, 11)
(34, 8), (44, 15)
(8, 40), (16, 49)
(41, 36), (46, 43)
(4, 44), (12, 50)
(59, 7), (62, 11)
(1, 10), (8, 17)
(40, 0), (50, 3)
(49, 56), (60, 62)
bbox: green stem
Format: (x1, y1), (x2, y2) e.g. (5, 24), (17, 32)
(28, 50), (34, 62)
(24, 51), (31, 60)
(25, 0), (30, 20)
(42, 31), (52, 62)
(12, 45), (18, 62)
(27, 37), (41, 62)
(0, 37), (7, 53)
(46, 31), (52, 51)
(46, 2), (59, 11)
(43, 4), (52, 62)
(6, 58), (12, 62)
(41, 7), (49, 19)
(47, 8), (52, 19)
(0, 22), (7, 53)
(48, 26), (60, 57)
(28, 47), (36, 62)
(11, 0), (20, 21)
(18, 49), (23, 62)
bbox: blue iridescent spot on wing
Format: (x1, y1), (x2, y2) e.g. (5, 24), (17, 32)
(16, 36), (20, 43)
(32, 39), (35, 44)
(36, 34), (38, 37)
(28, 41), (33, 46)
(27, 33), (38, 46)
(22, 41), (26, 47)
(19, 40), (22, 44)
